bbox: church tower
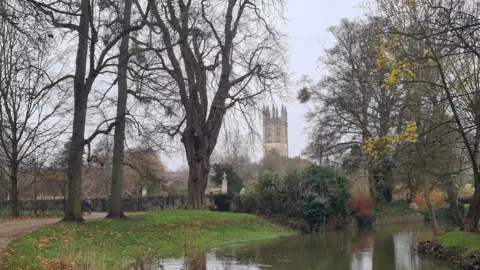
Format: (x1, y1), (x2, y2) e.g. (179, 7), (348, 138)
(263, 104), (288, 157)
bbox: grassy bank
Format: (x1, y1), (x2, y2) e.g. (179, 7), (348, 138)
(373, 204), (419, 218)
(2, 210), (294, 270)
(417, 230), (480, 269)
(439, 230), (480, 255)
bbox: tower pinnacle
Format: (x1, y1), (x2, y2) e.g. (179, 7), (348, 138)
(263, 103), (289, 157)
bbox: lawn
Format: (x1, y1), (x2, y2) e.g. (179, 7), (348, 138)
(2, 210), (294, 270)
(373, 204), (419, 218)
(0, 209), (63, 220)
(438, 229), (480, 256)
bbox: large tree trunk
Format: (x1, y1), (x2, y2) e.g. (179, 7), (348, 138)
(424, 178), (439, 236)
(462, 127), (480, 232)
(182, 125), (211, 209)
(107, 0), (132, 219)
(10, 163), (19, 217)
(64, 99), (87, 222)
(63, 0), (89, 222)
(445, 176), (463, 226)
(183, 156), (210, 210)
(463, 188), (480, 232)
(462, 153), (480, 231)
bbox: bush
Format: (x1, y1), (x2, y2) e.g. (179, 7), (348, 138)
(422, 204), (469, 221)
(233, 171), (281, 214)
(279, 171), (304, 217)
(234, 165), (351, 231)
(233, 192), (258, 213)
(422, 207), (449, 221)
(458, 203), (469, 217)
(254, 171), (283, 214)
(347, 195), (373, 226)
(302, 165), (350, 219)
(212, 194), (232, 212)
(412, 191), (445, 210)
(301, 191), (330, 232)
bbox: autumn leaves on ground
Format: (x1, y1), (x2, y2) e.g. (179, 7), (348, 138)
(1, 211), (293, 270)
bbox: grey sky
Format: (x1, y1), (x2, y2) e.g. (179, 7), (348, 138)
(162, 0), (365, 170)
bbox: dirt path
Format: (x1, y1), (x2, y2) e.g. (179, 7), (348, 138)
(0, 212), (140, 266)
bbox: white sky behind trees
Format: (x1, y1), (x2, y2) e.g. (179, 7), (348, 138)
(46, 0), (366, 171)
(161, 0), (366, 170)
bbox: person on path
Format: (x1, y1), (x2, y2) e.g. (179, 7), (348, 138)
(84, 197), (92, 215)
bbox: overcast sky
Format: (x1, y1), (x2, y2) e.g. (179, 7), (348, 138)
(162, 0), (365, 171)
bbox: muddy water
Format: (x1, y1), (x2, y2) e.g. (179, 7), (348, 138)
(149, 221), (457, 270)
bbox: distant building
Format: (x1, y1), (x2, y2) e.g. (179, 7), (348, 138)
(263, 104), (288, 157)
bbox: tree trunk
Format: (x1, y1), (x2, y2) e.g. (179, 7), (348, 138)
(445, 176), (463, 226)
(462, 188), (480, 232)
(462, 128), (480, 232)
(10, 164), (19, 217)
(63, 0), (89, 222)
(62, 172), (67, 210)
(183, 130), (210, 209)
(181, 102), (217, 210)
(406, 174), (415, 204)
(424, 178), (439, 236)
(462, 159), (480, 232)
(184, 162), (209, 209)
(367, 164), (377, 203)
(33, 176), (38, 217)
(106, 0), (132, 220)
(64, 103), (87, 222)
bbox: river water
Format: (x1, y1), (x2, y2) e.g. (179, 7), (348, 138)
(149, 221), (457, 270)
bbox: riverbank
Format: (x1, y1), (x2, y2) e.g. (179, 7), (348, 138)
(1, 210), (294, 270)
(417, 230), (480, 269)
(262, 204), (425, 232)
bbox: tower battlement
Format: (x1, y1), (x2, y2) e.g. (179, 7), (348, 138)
(263, 104), (288, 157)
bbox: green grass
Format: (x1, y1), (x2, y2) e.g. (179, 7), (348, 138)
(0, 209), (63, 219)
(2, 210), (294, 270)
(438, 229), (480, 256)
(373, 204), (419, 218)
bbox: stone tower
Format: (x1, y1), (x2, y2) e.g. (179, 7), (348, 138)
(263, 104), (288, 157)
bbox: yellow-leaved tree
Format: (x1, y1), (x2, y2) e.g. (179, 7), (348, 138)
(361, 121), (418, 159)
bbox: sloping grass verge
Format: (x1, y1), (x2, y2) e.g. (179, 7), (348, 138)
(438, 229), (480, 256)
(2, 210), (293, 270)
(417, 229), (480, 269)
(372, 204), (420, 219)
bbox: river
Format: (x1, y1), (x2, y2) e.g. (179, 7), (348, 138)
(147, 221), (457, 270)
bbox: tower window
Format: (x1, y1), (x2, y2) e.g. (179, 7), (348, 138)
(266, 129), (272, 143)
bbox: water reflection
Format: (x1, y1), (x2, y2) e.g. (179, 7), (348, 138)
(350, 229), (373, 270)
(146, 222), (456, 270)
(394, 232), (419, 270)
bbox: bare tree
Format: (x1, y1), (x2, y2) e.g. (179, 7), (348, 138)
(107, 0), (135, 219)
(0, 17), (70, 217)
(24, 0), (151, 221)
(140, 0), (287, 209)
(123, 147), (166, 198)
(90, 136), (113, 197)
